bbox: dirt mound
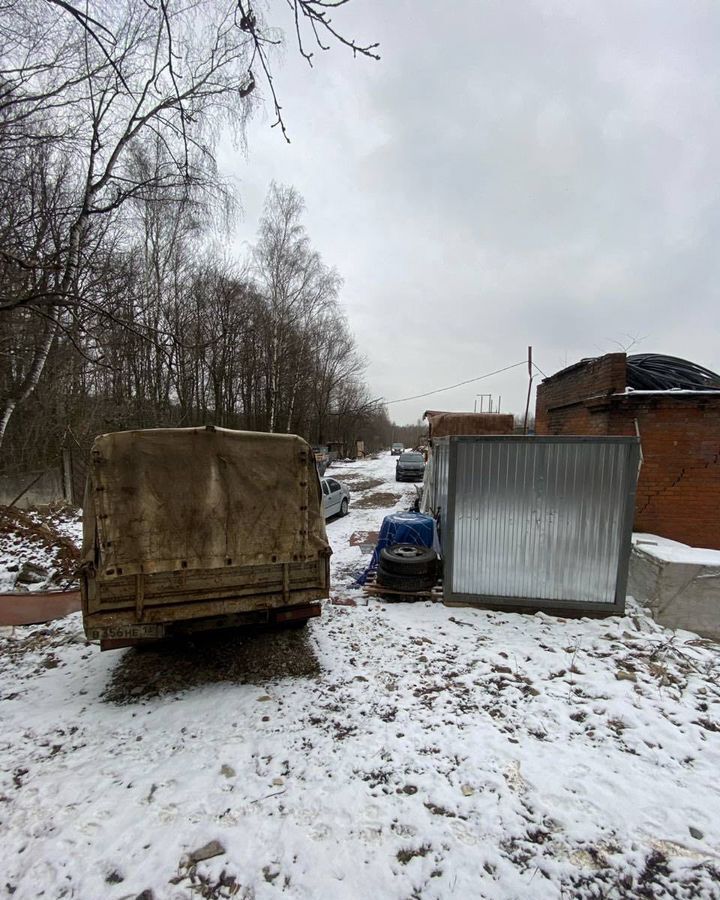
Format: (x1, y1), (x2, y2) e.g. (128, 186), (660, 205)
(0, 505), (81, 586)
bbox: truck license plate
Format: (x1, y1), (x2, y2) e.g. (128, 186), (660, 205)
(87, 624), (165, 641)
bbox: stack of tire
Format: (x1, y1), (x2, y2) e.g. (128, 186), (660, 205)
(376, 543), (438, 594)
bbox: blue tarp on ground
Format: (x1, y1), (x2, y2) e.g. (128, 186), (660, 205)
(355, 511), (439, 586)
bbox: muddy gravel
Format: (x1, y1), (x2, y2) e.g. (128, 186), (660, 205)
(103, 624), (322, 703)
(352, 490), (405, 509)
(333, 476), (385, 492)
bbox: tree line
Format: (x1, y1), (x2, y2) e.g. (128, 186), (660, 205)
(0, 0), (395, 474)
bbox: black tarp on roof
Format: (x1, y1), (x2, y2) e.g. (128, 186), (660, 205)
(626, 355), (720, 391)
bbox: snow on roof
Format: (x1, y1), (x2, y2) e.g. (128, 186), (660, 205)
(616, 389), (720, 397)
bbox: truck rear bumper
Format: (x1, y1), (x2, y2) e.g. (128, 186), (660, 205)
(95, 601), (322, 650)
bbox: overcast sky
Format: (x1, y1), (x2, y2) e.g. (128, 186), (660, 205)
(217, 0), (720, 423)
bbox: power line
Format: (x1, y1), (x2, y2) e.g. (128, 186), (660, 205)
(382, 361), (527, 406)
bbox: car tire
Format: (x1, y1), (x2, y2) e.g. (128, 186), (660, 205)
(375, 567), (437, 593)
(379, 544), (438, 577)
(340, 498), (349, 516)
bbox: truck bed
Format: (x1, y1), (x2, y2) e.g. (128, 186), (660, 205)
(82, 556), (329, 641)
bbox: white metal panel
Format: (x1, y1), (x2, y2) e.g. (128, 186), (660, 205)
(446, 437), (638, 609)
(423, 439), (450, 537)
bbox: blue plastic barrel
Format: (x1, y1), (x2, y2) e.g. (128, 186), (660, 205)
(355, 511), (438, 585)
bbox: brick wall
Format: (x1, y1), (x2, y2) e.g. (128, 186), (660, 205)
(618, 397), (720, 550)
(535, 353), (626, 434)
(534, 354), (720, 549)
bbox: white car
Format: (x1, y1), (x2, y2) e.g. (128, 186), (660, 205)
(321, 477), (350, 519)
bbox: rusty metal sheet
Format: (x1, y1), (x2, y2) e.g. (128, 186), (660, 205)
(0, 590), (81, 626)
(423, 410), (515, 439)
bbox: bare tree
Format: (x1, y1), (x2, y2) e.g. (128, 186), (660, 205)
(0, 0), (378, 451)
(253, 182), (341, 432)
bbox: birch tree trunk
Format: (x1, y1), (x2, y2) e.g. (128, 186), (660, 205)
(0, 309), (59, 451)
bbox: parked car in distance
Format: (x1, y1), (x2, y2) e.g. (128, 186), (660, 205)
(391, 442), (404, 456)
(321, 476), (350, 518)
(396, 451), (425, 482)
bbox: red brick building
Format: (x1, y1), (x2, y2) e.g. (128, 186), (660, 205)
(535, 353), (720, 550)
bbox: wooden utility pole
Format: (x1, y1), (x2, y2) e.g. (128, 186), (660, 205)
(523, 346), (533, 434)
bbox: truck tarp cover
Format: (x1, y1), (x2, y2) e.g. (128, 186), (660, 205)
(83, 427), (329, 579)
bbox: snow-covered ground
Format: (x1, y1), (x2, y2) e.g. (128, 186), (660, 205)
(1, 453), (720, 899)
